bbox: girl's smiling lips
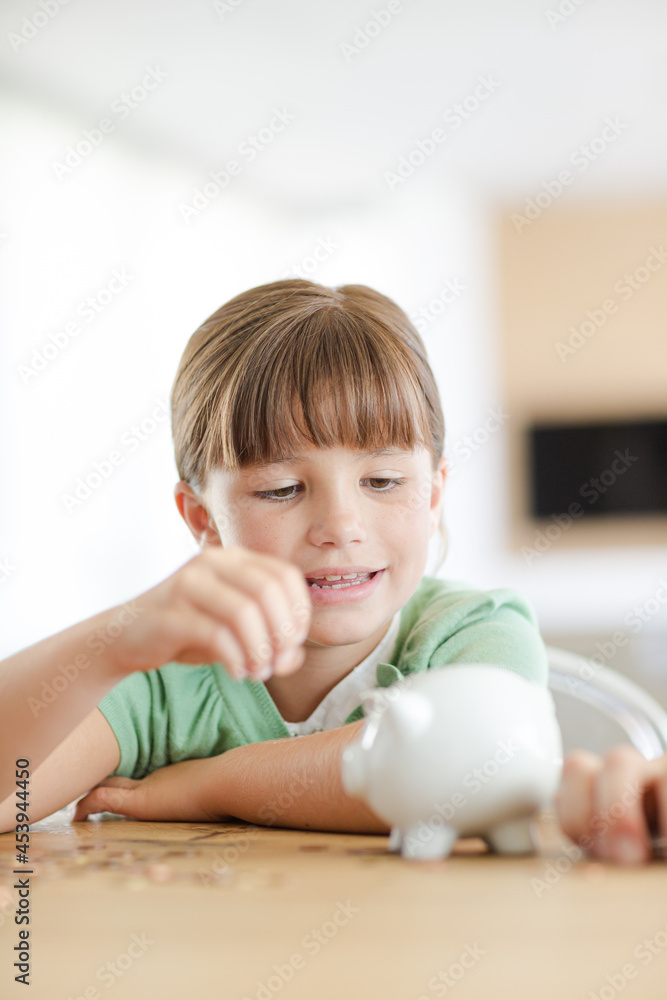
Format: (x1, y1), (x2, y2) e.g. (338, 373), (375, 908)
(306, 569), (385, 604)
(304, 565), (384, 579)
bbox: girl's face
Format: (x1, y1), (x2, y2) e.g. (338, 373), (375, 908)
(199, 442), (447, 650)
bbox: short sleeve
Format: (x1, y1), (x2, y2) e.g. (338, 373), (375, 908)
(428, 589), (548, 686)
(97, 663), (232, 779)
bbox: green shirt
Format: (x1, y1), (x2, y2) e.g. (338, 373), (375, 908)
(97, 575), (548, 779)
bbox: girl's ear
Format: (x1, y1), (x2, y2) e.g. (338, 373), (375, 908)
(429, 457), (447, 535)
(173, 481), (221, 547)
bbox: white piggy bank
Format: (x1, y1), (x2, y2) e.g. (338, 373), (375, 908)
(341, 664), (563, 860)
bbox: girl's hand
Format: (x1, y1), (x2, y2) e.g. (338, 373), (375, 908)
(71, 760), (220, 823)
(104, 545), (311, 683)
(555, 746), (667, 864)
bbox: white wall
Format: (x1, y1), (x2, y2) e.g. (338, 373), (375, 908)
(2, 0), (667, 663)
(0, 92), (490, 656)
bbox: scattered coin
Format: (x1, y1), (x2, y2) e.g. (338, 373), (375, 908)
(145, 864), (173, 883)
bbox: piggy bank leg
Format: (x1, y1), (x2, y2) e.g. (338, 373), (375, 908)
(484, 816), (535, 855)
(399, 824), (458, 860)
(387, 827), (403, 853)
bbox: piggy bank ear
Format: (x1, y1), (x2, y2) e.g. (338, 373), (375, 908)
(360, 688), (385, 715)
(384, 690), (433, 743)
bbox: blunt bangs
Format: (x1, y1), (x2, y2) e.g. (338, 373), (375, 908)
(171, 279), (444, 494)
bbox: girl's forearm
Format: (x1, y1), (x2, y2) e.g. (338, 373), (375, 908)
(0, 605), (129, 802)
(202, 721), (392, 835)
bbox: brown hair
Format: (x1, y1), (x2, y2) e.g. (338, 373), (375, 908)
(171, 279), (448, 572)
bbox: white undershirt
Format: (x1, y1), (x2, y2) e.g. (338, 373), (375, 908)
(281, 611), (401, 737)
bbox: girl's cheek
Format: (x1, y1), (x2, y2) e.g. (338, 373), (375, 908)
(394, 501), (431, 532)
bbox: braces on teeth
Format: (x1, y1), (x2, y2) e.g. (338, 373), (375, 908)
(308, 573), (373, 589)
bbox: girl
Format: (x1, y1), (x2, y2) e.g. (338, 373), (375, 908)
(1, 279), (663, 863)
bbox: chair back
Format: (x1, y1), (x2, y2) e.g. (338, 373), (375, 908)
(546, 645), (667, 761)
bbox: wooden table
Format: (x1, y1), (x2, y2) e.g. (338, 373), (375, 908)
(1, 808), (666, 1000)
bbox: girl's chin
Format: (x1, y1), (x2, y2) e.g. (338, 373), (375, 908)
(303, 629), (369, 648)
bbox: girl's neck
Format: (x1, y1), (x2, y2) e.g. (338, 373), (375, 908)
(263, 619), (392, 723)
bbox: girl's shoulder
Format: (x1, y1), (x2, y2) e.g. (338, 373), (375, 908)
(404, 575), (540, 629)
(394, 575), (547, 685)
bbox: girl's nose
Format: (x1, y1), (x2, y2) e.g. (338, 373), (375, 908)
(306, 501), (367, 549)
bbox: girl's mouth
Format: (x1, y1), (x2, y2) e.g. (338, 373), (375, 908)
(306, 569), (384, 604)
(308, 571), (375, 589)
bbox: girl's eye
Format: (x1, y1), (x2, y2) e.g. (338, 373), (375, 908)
(251, 478), (407, 504)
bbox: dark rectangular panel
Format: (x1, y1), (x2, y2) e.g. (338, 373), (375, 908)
(528, 419), (667, 518)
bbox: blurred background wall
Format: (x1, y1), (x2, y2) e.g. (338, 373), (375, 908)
(1, 0), (666, 701)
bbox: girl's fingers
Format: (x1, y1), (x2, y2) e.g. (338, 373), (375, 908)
(652, 760), (667, 847)
(556, 748), (667, 865)
(73, 782), (139, 820)
(555, 749), (604, 846)
(164, 604), (304, 682)
(72, 793), (103, 821)
(206, 549), (311, 670)
(592, 745), (653, 863)
(240, 547), (312, 640)
(169, 605), (255, 679)
(624, 755), (667, 855)
(181, 562), (294, 679)
(175, 568), (274, 678)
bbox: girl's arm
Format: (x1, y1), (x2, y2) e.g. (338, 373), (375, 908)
(72, 720), (392, 835)
(0, 707), (121, 834)
(0, 607), (132, 804)
(0, 546), (310, 805)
